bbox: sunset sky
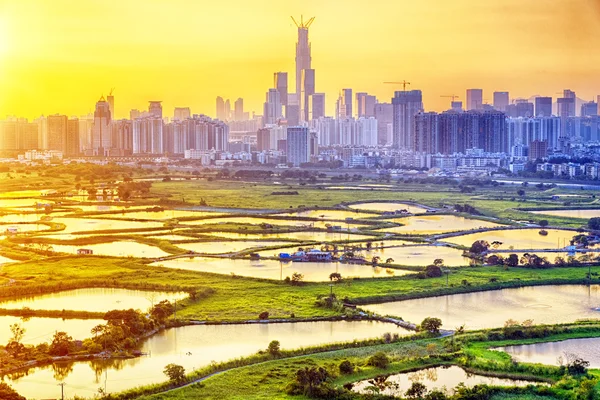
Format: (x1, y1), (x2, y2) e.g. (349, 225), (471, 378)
(1, 0), (599, 120)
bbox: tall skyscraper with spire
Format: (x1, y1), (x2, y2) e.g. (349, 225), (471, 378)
(292, 16), (314, 100)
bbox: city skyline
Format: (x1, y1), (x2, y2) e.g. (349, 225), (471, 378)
(1, 0), (599, 120)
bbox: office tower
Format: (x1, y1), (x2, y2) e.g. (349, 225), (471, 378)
(515, 101), (534, 118)
(529, 140), (548, 160)
(257, 128), (270, 151)
(92, 96), (112, 155)
(466, 89), (483, 111)
(47, 114), (67, 152)
(581, 102), (598, 117)
(414, 112), (438, 153)
(263, 89), (282, 125)
(224, 99), (231, 121)
(286, 126), (309, 167)
(357, 117), (378, 146)
(309, 93), (325, 120)
(174, 107), (191, 121)
(535, 97), (553, 117)
(493, 92), (509, 112)
(300, 69), (315, 123)
(557, 97), (576, 118)
(274, 72), (288, 107)
(357, 93), (376, 118)
(392, 90), (423, 150)
(148, 101), (163, 119)
(374, 102), (393, 145)
(286, 104), (300, 126)
(292, 16), (314, 98)
(216, 97), (225, 120)
(107, 93), (115, 118)
(342, 89), (352, 118)
(65, 118), (79, 156)
(234, 98), (244, 121)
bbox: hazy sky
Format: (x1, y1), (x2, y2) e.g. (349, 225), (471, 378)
(1, 0), (599, 119)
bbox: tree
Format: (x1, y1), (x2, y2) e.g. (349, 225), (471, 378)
(163, 363), (186, 384)
(420, 317), (442, 334)
(49, 331), (73, 356)
(517, 189), (526, 197)
(0, 383), (25, 400)
(259, 311), (269, 320)
(151, 300), (174, 322)
(589, 217), (600, 230)
(329, 272), (342, 282)
(539, 220), (549, 227)
(433, 259), (444, 267)
(366, 352), (390, 369)
(486, 254), (504, 266)
(6, 323), (25, 357)
(267, 340), (280, 356)
(469, 240), (490, 254)
(505, 253), (519, 267)
(290, 272), (304, 285)
(288, 366), (331, 397)
(405, 382), (428, 400)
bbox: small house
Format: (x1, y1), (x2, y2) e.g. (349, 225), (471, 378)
(77, 248), (94, 255)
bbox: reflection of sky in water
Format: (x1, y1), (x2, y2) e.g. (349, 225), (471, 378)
(6, 321), (407, 399)
(363, 285), (600, 330)
(445, 229), (577, 250)
(499, 337), (600, 368)
(353, 366), (543, 396)
(0, 316), (102, 344)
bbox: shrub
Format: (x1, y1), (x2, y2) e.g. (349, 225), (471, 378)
(367, 352), (390, 369)
(339, 360), (354, 375)
(267, 340), (280, 356)
(258, 311), (269, 320)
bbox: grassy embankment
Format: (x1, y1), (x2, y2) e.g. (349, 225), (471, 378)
(1, 255), (600, 323)
(129, 323), (600, 400)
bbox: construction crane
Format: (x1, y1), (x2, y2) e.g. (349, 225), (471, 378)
(291, 15), (315, 29)
(384, 81), (411, 91)
(441, 95), (460, 102)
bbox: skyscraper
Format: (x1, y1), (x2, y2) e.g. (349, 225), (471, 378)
(263, 89), (282, 125)
(47, 114), (67, 152)
(66, 118), (80, 156)
(286, 126), (310, 167)
(466, 89), (483, 111)
(309, 93), (325, 120)
(92, 96), (112, 155)
(374, 103), (393, 146)
(356, 93), (376, 118)
(336, 89), (352, 119)
(535, 97), (553, 117)
(107, 92), (115, 118)
(414, 112), (438, 153)
(292, 16), (314, 98)
(224, 99), (231, 121)
(274, 72), (288, 107)
(216, 96), (225, 120)
(493, 92), (509, 111)
(234, 98), (244, 121)
(581, 102), (598, 117)
(392, 90), (423, 150)
(300, 69), (315, 123)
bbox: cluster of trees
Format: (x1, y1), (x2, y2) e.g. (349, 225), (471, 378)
(116, 180), (152, 200)
(486, 253), (598, 269)
(454, 204), (482, 215)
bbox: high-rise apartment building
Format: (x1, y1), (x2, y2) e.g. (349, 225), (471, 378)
(65, 118), (79, 156)
(493, 92), (509, 112)
(466, 89), (483, 111)
(392, 90), (423, 150)
(286, 126), (309, 167)
(535, 97), (553, 117)
(581, 102), (598, 117)
(356, 93), (376, 118)
(47, 114), (68, 152)
(274, 72), (288, 107)
(515, 101), (534, 118)
(414, 112), (438, 154)
(174, 107), (191, 121)
(148, 101), (163, 119)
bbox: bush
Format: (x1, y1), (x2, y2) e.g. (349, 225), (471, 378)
(339, 360), (354, 375)
(367, 352), (390, 369)
(259, 311), (269, 320)
(589, 217), (600, 230)
(267, 340), (280, 356)
(424, 264), (443, 278)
